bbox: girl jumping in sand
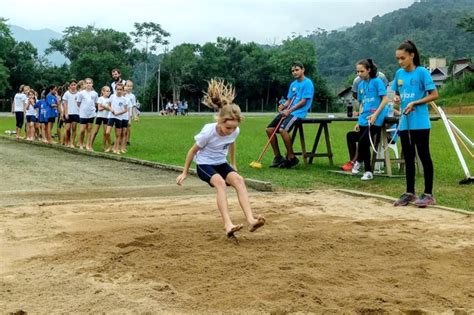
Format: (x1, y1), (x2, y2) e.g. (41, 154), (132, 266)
(176, 79), (265, 239)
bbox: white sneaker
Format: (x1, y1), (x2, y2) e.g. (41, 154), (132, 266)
(351, 161), (361, 174)
(361, 171), (373, 181)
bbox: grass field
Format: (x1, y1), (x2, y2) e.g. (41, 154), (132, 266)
(0, 114), (472, 211)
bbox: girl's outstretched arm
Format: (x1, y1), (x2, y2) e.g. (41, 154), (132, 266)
(176, 144), (200, 185)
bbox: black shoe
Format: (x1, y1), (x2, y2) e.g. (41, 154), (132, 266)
(270, 156), (285, 168)
(127, 141), (130, 145)
(279, 157), (299, 169)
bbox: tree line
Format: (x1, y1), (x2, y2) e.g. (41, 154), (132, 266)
(0, 19), (333, 112)
(1, 0), (473, 112)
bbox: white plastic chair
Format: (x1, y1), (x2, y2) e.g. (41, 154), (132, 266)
(374, 143), (399, 173)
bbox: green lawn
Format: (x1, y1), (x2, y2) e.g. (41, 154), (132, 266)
(1, 114), (473, 211)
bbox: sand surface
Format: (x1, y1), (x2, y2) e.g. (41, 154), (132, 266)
(1, 138), (473, 313)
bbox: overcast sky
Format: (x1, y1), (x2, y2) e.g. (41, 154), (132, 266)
(3, 0), (414, 50)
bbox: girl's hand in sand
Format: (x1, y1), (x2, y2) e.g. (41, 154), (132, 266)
(176, 172), (187, 185)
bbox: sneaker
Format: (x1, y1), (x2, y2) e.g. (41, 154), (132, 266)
(270, 156), (285, 168)
(361, 171), (373, 181)
(351, 161), (361, 174)
(393, 193), (417, 206)
(279, 157), (299, 169)
(341, 161), (354, 171)
(413, 194), (436, 208)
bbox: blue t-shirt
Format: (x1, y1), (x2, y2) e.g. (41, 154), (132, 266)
(286, 77), (314, 119)
(34, 100), (48, 123)
(357, 77), (387, 127)
(45, 93), (58, 119)
(391, 66), (436, 131)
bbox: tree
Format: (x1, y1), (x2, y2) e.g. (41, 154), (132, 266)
(161, 43), (199, 102)
(458, 16), (474, 33)
(47, 26), (136, 88)
(130, 22), (170, 110)
(0, 60), (10, 96)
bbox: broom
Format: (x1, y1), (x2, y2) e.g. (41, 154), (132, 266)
(249, 96), (296, 169)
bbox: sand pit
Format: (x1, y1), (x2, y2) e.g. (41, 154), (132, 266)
(1, 139), (473, 313)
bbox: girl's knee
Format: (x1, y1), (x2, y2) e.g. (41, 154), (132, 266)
(228, 172), (245, 187)
(211, 175), (226, 189)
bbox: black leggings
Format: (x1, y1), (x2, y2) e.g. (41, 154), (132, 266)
(15, 112), (24, 129)
(346, 130), (359, 161)
(400, 129), (433, 195)
(357, 125), (381, 172)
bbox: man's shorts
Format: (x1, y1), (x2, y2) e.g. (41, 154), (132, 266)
(47, 117), (56, 123)
(80, 117), (95, 125)
(267, 113), (299, 133)
(196, 163), (236, 187)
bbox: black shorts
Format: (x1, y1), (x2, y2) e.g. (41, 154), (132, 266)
(267, 113), (299, 133)
(108, 118), (122, 128)
(26, 115), (37, 123)
(57, 117), (65, 128)
(66, 114), (80, 123)
(121, 119), (129, 128)
(80, 117), (95, 125)
(196, 163), (235, 187)
(95, 117), (108, 126)
(47, 117), (56, 123)
(15, 112), (24, 129)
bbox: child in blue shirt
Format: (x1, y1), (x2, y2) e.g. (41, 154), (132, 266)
(34, 91), (48, 142)
(351, 59), (388, 180)
(45, 85), (59, 144)
(266, 62), (314, 169)
(392, 40), (439, 207)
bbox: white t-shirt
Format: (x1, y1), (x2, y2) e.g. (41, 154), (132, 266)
(108, 94), (129, 120)
(96, 96), (110, 118)
(194, 122), (239, 165)
(62, 91), (80, 115)
(77, 90), (98, 118)
(124, 93), (136, 119)
(25, 100), (36, 116)
(13, 93), (27, 112)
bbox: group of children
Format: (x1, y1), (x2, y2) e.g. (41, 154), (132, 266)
(11, 78), (139, 154)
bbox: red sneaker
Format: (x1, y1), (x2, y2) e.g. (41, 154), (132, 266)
(341, 161), (354, 171)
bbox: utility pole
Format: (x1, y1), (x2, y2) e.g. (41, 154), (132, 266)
(157, 63), (161, 112)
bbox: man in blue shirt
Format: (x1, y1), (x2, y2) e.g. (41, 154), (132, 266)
(266, 62), (315, 168)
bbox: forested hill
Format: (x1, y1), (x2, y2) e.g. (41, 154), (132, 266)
(309, 0), (474, 89)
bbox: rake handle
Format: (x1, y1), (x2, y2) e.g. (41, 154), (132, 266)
(255, 116), (286, 163)
(255, 96), (297, 163)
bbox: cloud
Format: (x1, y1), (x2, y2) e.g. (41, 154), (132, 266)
(2, 0), (414, 49)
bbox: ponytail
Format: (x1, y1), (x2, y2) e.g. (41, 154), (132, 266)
(397, 40), (421, 67)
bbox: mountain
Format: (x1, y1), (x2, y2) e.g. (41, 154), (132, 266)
(9, 25), (68, 65)
(309, 0), (474, 90)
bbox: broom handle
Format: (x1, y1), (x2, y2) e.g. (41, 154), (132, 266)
(255, 96), (296, 163)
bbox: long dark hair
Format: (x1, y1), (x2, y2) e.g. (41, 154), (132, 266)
(357, 59), (378, 79)
(397, 40), (421, 67)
